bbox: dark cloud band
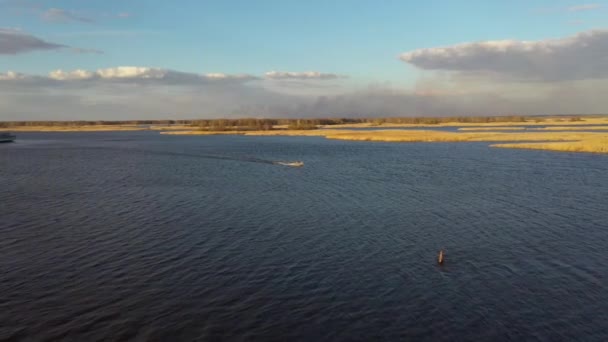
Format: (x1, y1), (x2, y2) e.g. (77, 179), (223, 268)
(400, 30), (608, 81)
(0, 28), (66, 54)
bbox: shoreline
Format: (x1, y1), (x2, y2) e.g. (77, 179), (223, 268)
(2, 118), (607, 154)
(0, 125), (148, 132)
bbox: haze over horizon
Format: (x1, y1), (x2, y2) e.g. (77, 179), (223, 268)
(1, 0), (608, 120)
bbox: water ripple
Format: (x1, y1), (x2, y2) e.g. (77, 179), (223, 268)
(1, 132), (607, 341)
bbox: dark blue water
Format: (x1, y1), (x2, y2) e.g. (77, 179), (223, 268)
(1, 132), (607, 341)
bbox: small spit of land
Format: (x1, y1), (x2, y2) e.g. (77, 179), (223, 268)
(458, 127), (528, 131)
(322, 116), (608, 128)
(459, 126), (608, 132)
(530, 126), (608, 131)
(2, 115), (608, 154)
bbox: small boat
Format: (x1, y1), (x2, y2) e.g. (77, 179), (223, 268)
(0, 133), (16, 143)
(276, 161), (304, 167)
(438, 250), (444, 265)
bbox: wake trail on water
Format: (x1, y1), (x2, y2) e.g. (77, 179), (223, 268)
(84, 146), (303, 167)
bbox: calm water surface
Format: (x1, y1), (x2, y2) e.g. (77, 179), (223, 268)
(1, 132), (607, 341)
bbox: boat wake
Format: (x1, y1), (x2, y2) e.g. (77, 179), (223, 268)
(77, 146), (303, 167)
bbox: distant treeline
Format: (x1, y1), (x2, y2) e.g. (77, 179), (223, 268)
(0, 115), (588, 130)
(363, 116), (527, 125)
(0, 120), (190, 127)
(0, 118), (348, 130)
(190, 118), (323, 131)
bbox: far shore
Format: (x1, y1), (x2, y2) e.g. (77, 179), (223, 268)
(0, 124), (285, 132)
(3, 115), (608, 132)
(0, 125), (148, 132)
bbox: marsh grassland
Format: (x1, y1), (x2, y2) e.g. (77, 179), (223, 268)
(164, 127), (608, 154)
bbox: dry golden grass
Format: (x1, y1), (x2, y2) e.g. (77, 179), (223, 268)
(165, 128), (608, 154)
(163, 128), (605, 141)
(245, 130), (337, 137)
(458, 127), (527, 131)
(529, 126), (608, 131)
(323, 130), (607, 143)
(493, 136), (608, 154)
(322, 116), (608, 128)
(161, 129), (333, 136)
(161, 130), (251, 135)
(326, 131), (608, 154)
(0, 125), (147, 132)
(149, 125), (195, 130)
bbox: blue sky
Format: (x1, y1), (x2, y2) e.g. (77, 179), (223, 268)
(1, 0), (607, 119)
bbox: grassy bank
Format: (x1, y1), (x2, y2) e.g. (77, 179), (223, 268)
(529, 126), (608, 131)
(492, 136), (608, 154)
(148, 125), (195, 130)
(160, 129), (332, 136)
(317, 130), (604, 143)
(323, 116), (608, 128)
(163, 129), (608, 154)
(458, 127), (527, 131)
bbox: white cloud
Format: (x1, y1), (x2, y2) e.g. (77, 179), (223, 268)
(0, 28), (66, 54)
(48, 69), (95, 81)
(3, 67), (260, 85)
(0, 68), (293, 120)
(42, 8), (94, 23)
(0, 71), (27, 80)
(3, 65), (607, 120)
(400, 29), (608, 81)
(204, 73), (260, 81)
(567, 4), (602, 12)
(95, 66), (166, 79)
(265, 71), (346, 80)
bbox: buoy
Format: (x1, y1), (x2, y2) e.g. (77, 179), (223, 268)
(438, 249), (444, 265)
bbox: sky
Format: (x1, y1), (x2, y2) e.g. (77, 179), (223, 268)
(1, 0), (607, 120)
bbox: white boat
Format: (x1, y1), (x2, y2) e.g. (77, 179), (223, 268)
(276, 161), (304, 167)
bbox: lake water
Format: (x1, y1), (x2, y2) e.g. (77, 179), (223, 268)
(1, 132), (607, 341)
